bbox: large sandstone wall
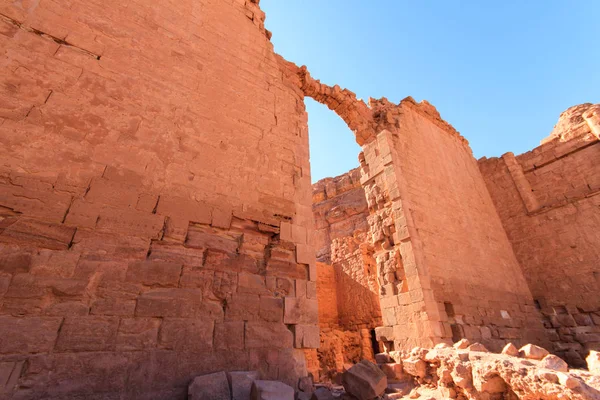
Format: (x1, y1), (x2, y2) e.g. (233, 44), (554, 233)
(0, 1), (318, 398)
(479, 103), (600, 367)
(387, 100), (545, 350)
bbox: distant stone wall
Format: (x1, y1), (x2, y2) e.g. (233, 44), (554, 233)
(0, 0), (317, 398)
(479, 103), (600, 367)
(312, 171), (381, 381)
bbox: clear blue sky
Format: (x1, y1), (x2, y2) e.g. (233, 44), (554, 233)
(262, 0), (600, 183)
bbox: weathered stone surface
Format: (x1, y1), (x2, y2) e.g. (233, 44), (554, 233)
(341, 360), (387, 400)
(539, 354), (569, 372)
(188, 372), (230, 400)
(311, 387), (334, 400)
(519, 344), (549, 360)
(228, 371), (259, 400)
(250, 380), (294, 400)
(501, 342), (519, 357)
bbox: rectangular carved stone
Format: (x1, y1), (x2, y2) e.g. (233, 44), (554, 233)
(0, 317), (62, 354)
(158, 318), (213, 352)
(0, 218), (76, 250)
(116, 318), (160, 351)
(283, 297), (318, 325)
(245, 321), (293, 349)
(214, 321), (245, 351)
(125, 261), (183, 287)
(135, 288), (204, 318)
(55, 317), (120, 352)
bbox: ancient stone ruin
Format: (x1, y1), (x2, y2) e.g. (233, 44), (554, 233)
(0, 0), (598, 399)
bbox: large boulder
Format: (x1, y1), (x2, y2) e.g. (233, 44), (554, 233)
(189, 371), (231, 400)
(250, 380), (294, 400)
(342, 360), (387, 400)
(228, 371), (259, 400)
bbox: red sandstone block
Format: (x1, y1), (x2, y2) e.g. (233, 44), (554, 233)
(0, 316), (62, 354)
(283, 296), (318, 325)
(214, 321), (245, 350)
(156, 195), (212, 224)
(204, 249), (259, 274)
(44, 301), (89, 317)
(5, 273), (87, 300)
(291, 324), (320, 349)
(259, 296), (283, 322)
(148, 242), (204, 266)
(266, 259), (308, 280)
(238, 273), (268, 295)
(295, 244), (316, 265)
(96, 206), (164, 239)
(55, 317), (119, 352)
(29, 249), (80, 278)
(85, 178), (139, 208)
(186, 225), (241, 253)
(245, 321), (293, 349)
(71, 230), (150, 261)
(116, 318), (160, 351)
(64, 199), (101, 228)
(163, 216), (189, 243)
(125, 261), (182, 287)
(239, 230), (270, 258)
(135, 288), (204, 318)
(0, 217), (75, 250)
(91, 298), (136, 316)
(212, 207), (233, 229)
(158, 318), (213, 352)
(225, 293), (260, 321)
(136, 193), (158, 213)
(0, 244), (32, 274)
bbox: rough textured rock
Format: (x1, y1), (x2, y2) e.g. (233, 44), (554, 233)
(188, 372), (231, 400)
(342, 360), (387, 400)
(378, 344), (600, 400)
(519, 344), (549, 360)
(228, 371), (260, 400)
(250, 380), (295, 400)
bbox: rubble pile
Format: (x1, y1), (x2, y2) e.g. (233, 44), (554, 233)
(189, 342), (600, 399)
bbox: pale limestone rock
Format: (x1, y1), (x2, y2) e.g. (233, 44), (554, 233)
(341, 360), (387, 400)
(519, 344), (549, 360)
(189, 372), (231, 400)
(587, 350), (600, 374)
(501, 342), (519, 357)
(402, 358), (427, 379)
(453, 339), (470, 350)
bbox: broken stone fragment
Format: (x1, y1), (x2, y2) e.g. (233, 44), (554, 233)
(342, 360), (387, 400)
(453, 339), (470, 350)
(250, 380), (295, 400)
(402, 358), (427, 379)
(310, 387), (334, 400)
(188, 371), (231, 400)
(557, 372), (581, 390)
(519, 344), (549, 360)
(375, 353), (393, 364)
(501, 342), (519, 357)
(467, 343), (489, 352)
(228, 371), (260, 400)
(539, 354), (569, 372)
(380, 363), (406, 382)
(587, 350), (600, 374)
